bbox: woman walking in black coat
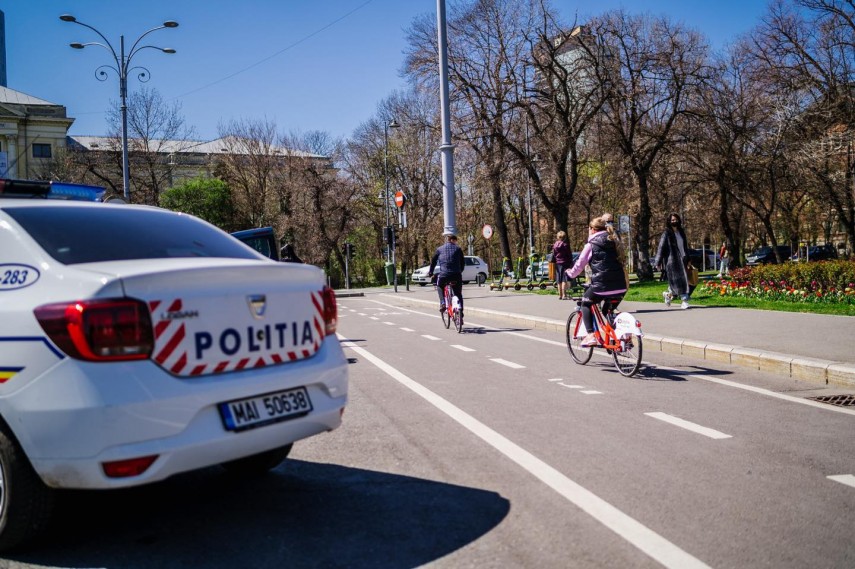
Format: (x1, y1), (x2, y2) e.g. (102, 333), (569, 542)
(653, 213), (692, 309)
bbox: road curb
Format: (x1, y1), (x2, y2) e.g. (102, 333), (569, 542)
(377, 293), (855, 389)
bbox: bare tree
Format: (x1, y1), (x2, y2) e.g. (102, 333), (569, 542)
(107, 87), (197, 204)
(215, 118), (284, 228)
(591, 10), (710, 279)
(749, 0), (855, 252)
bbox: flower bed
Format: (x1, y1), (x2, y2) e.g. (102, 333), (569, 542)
(699, 260), (855, 305)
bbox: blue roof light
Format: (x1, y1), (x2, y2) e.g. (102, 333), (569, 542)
(0, 178), (106, 201)
(48, 182), (106, 201)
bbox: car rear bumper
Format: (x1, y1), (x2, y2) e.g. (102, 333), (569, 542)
(5, 337), (348, 489)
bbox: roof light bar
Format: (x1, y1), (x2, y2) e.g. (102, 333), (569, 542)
(0, 178), (105, 201)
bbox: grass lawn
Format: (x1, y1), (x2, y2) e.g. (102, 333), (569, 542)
(527, 272), (855, 316)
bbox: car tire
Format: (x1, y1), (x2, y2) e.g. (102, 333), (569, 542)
(419, 283), (427, 287)
(476, 273), (487, 285)
(463, 281), (470, 285)
(220, 444), (293, 477)
(0, 423), (55, 551)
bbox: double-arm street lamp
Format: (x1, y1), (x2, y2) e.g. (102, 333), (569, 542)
(60, 14), (179, 202)
(383, 118), (400, 261)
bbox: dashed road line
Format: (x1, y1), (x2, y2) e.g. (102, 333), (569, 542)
(451, 345), (475, 352)
(581, 390), (603, 395)
(645, 412), (732, 440)
(383, 321), (395, 325)
(559, 384), (585, 389)
(340, 337), (713, 569)
(422, 335), (441, 341)
(827, 474), (855, 489)
(401, 327), (415, 332)
(369, 317), (379, 321)
(490, 358), (525, 369)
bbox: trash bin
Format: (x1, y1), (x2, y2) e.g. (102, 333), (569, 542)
(384, 262), (395, 286)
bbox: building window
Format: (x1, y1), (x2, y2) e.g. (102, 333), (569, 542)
(33, 144), (52, 158)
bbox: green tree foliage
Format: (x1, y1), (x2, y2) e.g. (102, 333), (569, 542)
(159, 177), (236, 230)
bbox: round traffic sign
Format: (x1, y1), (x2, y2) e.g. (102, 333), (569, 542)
(482, 224), (493, 239)
(394, 191), (406, 208)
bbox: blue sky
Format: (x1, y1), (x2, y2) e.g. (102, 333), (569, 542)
(4, 0), (771, 141)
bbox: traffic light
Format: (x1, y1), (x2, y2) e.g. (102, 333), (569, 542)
(383, 226), (397, 249)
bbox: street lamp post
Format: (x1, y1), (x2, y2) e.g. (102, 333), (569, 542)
(383, 118), (400, 262)
(60, 14), (178, 202)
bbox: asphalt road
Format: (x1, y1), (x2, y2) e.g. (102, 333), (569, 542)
(3, 292), (854, 568)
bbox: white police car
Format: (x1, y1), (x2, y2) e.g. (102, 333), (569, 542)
(0, 179), (348, 549)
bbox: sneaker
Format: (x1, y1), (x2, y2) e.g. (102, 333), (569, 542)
(681, 301), (689, 309)
(580, 333), (598, 347)
(662, 291), (672, 307)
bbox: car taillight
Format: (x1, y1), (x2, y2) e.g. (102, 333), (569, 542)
(321, 286), (337, 335)
(34, 298), (154, 361)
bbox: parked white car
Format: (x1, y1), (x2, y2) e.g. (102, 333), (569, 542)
(411, 256), (490, 285)
(0, 180), (348, 549)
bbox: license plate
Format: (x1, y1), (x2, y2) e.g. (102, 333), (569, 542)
(219, 387), (313, 432)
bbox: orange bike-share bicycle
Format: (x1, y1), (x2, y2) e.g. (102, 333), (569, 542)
(438, 280), (463, 333)
(565, 292), (643, 376)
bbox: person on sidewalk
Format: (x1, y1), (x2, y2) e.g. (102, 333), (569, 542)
(428, 233), (465, 316)
(717, 241), (730, 278)
(564, 216), (628, 347)
(654, 213), (692, 309)
(552, 231), (572, 300)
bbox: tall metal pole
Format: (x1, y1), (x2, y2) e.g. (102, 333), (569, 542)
(120, 36), (130, 200)
(437, 0), (457, 236)
(383, 122), (390, 262)
(61, 14), (178, 202)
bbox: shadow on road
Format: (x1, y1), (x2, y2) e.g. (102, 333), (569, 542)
(8, 460), (509, 569)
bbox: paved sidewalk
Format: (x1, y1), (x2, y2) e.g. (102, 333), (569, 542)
(338, 286), (855, 389)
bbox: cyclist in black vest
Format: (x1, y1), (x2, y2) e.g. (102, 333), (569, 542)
(428, 233), (465, 316)
(564, 216), (628, 347)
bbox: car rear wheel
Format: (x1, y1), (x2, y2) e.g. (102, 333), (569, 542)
(0, 423), (55, 551)
(476, 272), (487, 285)
(220, 444), (293, 477)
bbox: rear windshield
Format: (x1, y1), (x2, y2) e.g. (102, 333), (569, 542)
(7, 205), (263, 265)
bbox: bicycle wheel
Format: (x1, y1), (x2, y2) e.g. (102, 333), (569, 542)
(566, 312), (593, 364)
(612, 334), (643, 377)
(442, 307), (451, 328)
(454, 308), (463, 333)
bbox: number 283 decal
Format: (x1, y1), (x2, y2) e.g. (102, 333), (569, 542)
(0, 264), (40, 290)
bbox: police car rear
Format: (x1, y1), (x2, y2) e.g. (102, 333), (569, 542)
(0, 180), (348, 549)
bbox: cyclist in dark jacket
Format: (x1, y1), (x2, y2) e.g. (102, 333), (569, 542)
(565, 216), (627, 347)
(428, 233), (465, 315)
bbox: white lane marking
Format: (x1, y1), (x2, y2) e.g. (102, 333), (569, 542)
(828, 474), (855, 489)
(451, 345), (475, 352)
(369, 317), (379, 321)
(348, 309), (356, 312)
(366, 300), (855, 417)
(581, 390), (603, 395)
(490, 358), (525, 369)
(645, 412), (732, 440)
(652, 364), (855, 417)
(547, 378), (564, 382)
(339, 338), (712, 569)
(383, 321), (395, 325)
(422, 335), (441, 341)
(560, 384), (585, 389)
(358, 313), (367, 316)
(400, 328), (415, 332)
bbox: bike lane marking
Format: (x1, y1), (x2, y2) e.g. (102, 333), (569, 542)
(490, 358), (525, 369)
(451, 345), (475, 352)
(644, 412), (732, 440)
(827, 474), (855, 489)
(340, 338), (713, 569)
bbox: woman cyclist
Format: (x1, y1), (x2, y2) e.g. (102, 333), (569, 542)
(564, 216), (627, 347)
